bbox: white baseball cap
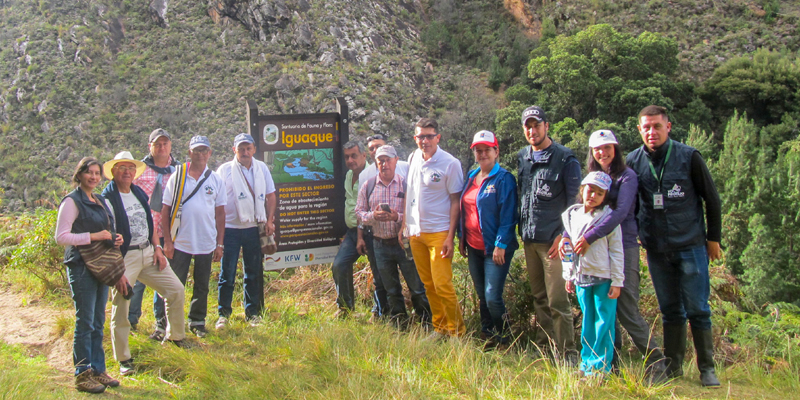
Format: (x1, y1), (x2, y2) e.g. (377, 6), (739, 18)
(581, 171), (613, 191)
(471, 130), (498, 148)
(588, 129), (618, 148)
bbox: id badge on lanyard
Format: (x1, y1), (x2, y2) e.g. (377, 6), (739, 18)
(648, 140), (672, 211)
(653, 193), (664, 209)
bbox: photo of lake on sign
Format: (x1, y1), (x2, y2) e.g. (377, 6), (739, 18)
(266, 149), (335, 183)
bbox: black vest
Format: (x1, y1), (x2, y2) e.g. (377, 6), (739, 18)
(627, 140), (706, 252)
(61, 188), (116, 268)
(517, 141), (576, 243)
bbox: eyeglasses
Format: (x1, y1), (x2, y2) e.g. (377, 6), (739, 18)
(367, 133), (387, 142)
(414, 134), (438, 141)
(192, 147), (210, 154)
(115, 165), (138, 172)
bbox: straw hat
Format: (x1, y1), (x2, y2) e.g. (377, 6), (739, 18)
(103, 151), (146, 180)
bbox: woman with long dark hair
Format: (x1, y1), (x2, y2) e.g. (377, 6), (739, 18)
(55, 157), (124, 393)
(562, 130), (668, 383)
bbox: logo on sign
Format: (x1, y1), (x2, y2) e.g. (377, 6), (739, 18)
(668, 184), (685, 198)
(305, 254), (315, 262)
(286, 253), (303, 262)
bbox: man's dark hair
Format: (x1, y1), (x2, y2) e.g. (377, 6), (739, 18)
(72, 157), (102, 185)
(415, 118), (439, 134)
(638, 105), (669, 122)
(586, 143), (627, 180)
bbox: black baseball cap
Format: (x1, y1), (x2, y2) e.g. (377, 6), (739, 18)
(521, 106), (547, 125)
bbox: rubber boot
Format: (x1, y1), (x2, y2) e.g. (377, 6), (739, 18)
(691, 327), (721, 387)
(662, 323), (686, 379)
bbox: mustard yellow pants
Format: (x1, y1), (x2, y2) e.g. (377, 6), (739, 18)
(410, 232), (465, 336)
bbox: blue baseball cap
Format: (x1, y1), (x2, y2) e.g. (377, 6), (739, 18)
(234, 133), (255, 147)
(189, 135), (211, 150)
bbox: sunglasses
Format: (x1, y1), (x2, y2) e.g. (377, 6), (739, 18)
(414, 134), (439, 141)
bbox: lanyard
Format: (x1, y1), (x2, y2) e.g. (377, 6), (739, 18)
(647, 140), (673, 192)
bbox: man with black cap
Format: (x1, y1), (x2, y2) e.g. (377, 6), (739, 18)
(215, 133), (276, 329)
(130, 128), (180, 341)
(161, 135), (226, 338)
(516, 106), (581, 363)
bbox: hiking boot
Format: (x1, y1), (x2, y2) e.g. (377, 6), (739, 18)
(119, 359), (135, 376)
(247, 316), (264, 327)
(149, 329), (166, 342)
(564, 350), (580, 368)
(215, 316), (229, 330)
(75, 370), (105, 394)
(190, 325), (208, 338)
(691, 327), (721, 388)
(645, 357), (670, 386)
(92, 370), (120, 387)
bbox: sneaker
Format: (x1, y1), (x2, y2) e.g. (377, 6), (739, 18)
(167, 339), (194, 349)
(92, 370), (120, 387)
(564, 350), (580, 368)
(190, 325), (208, 338)
(149, 329), (165, 342)
(215, 316), (229, 330)
(119, 359), (135, 376)
(75, 370), (105, 393)
(247, 316), (264, 327)
(423, 331), (447, 342)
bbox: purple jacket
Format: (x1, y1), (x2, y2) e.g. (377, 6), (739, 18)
(565, 167), (639, 249)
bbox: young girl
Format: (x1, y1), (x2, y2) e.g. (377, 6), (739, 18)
(560, 171), (624, 378)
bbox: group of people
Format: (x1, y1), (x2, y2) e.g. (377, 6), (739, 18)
(54, 103), (722, 393)
(334, 105), (722, 387)
(56, 130), (276, 393)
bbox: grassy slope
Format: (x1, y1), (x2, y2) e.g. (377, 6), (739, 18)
(1, 265), (797, 399)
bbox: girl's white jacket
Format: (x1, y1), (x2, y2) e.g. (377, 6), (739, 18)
(560, 204), (625, 287)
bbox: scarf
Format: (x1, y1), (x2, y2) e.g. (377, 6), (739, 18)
(231, 157), (267, 224)
(142, 154), (178, 212)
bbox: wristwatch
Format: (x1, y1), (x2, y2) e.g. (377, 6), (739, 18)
(217, 244), (224, 249)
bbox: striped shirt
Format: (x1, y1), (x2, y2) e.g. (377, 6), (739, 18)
(355, 173), (406, 240)
(133, 163), (174, 240)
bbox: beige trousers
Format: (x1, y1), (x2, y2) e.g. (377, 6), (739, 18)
(524, 242), (575, 354)
(110, 244), (185, 362)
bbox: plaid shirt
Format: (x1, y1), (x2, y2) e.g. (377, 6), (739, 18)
(355, 173), (406, 240)
(133, 163), (175, 240)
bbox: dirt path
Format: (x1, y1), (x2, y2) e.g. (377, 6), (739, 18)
(0, 287), (73, 373)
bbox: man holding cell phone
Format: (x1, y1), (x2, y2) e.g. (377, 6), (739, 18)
(356, 145), (432, 330)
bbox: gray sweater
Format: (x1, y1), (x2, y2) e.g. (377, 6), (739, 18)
(561, 204), (624, 287)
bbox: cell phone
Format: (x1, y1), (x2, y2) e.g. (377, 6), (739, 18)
(379, 203), (391, 212)
(122, 282), (134, 300)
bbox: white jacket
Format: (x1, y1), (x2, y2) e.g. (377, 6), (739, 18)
(561, 204), (624, 287)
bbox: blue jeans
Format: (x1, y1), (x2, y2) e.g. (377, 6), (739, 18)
(332, 228), (387, 314)
(67, 263), (108, 375)
(127, 280), (146, 326)
(467, 245), (512, 342)
(373, 239), (432, 321)
(646, 245), (712, 330)
(576, 280), (617, 375)
(218, 227), (263, 319)
(155, 249), (212, 327)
